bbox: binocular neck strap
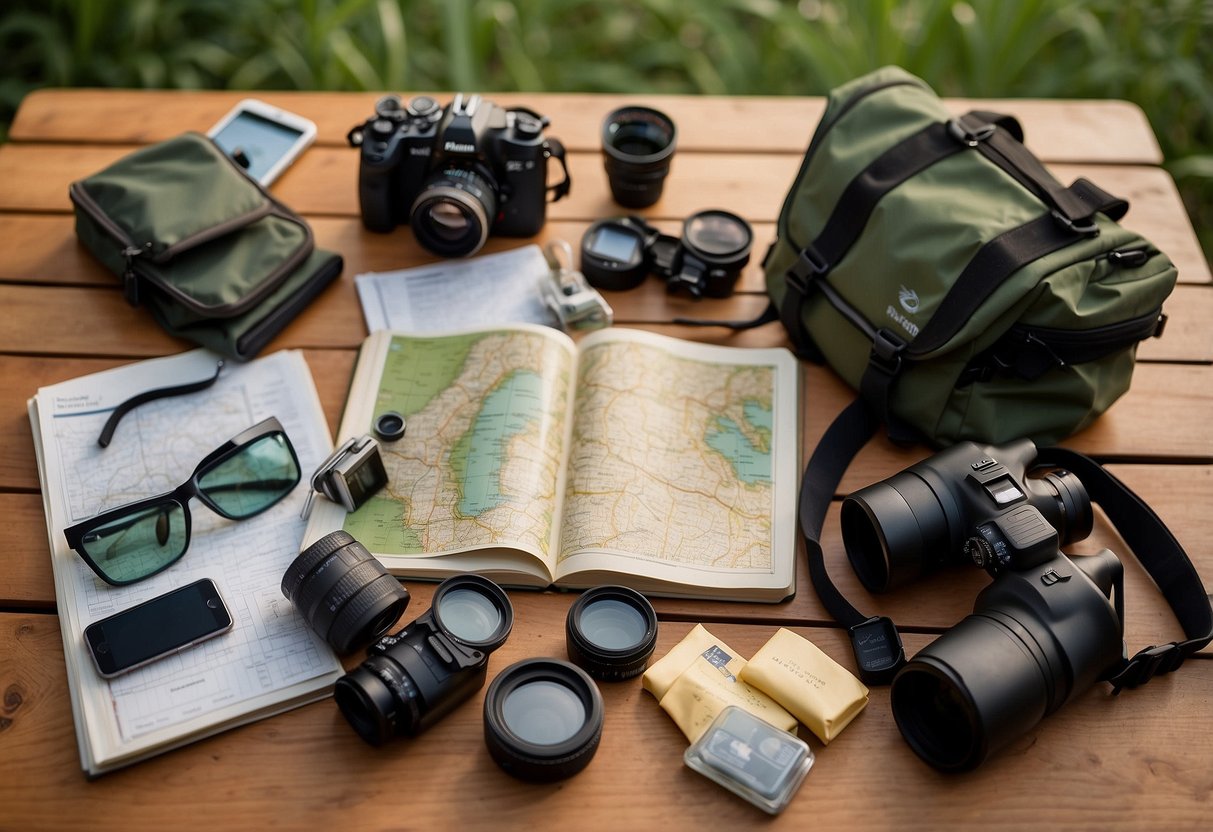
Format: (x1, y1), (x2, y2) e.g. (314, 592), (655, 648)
(797, 397), (908, 685)
(1034, 446), (1213, 693)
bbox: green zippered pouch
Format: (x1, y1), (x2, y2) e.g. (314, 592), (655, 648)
(70, 131), (342, 359)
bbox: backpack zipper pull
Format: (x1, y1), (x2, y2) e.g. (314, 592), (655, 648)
(1107, 247), (1150, 268)
(121, 245), (145, 306)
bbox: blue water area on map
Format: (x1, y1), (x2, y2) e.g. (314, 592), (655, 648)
(705, 404), (772, 485)
(457, 370), (543, 515)
(743, 400), (772, 432)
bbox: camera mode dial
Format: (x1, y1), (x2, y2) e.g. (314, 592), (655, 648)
(407, 96), (441, 120)
(375, 95), (406, 121)
(965, 525), (1010, 575)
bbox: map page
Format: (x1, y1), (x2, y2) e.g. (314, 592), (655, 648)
(311, 325), (797, 599)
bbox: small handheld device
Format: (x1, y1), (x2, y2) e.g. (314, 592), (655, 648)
(83, 578), (233, 679)
(302, 434), (389, 518)
(541, 240), (613, 331)
(208, 98), (317, 186)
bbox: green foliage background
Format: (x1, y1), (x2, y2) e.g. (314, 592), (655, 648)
(2, 0), (1210, 260)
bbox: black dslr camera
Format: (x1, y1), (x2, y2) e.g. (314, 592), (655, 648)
(348, 94), (570, 257)
(334, 574), (513, 745)
(842, 440), (1126, 772)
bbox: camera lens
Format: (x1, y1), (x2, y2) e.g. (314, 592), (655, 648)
(683, 210), (752, 260)
(602, 106), (677, 208)
(432, 574), (514, 649)
(566, 586), (658, 680)
(373, 411), (406, 442)
(410, 166), (497, 257)
(484, 658), (604, 782)
(282, 530), (410, 654)
(1034, 469), (1093, 544)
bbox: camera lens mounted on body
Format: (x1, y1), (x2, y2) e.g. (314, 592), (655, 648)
(334, 573), (513, 745)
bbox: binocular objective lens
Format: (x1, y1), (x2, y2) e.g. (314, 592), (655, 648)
(502, 679), (586, 745)
(565, 586), (658, 681)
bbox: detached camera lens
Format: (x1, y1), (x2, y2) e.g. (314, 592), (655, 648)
(373, 411), (406, 442)
(566, 586), (658, 680)
(602, 105), (677, 208)
(484, 658), (604, 782)
(282, 530), (410, 654)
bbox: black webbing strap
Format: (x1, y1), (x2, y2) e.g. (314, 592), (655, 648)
(1033, 447), (1213, 692)
(798, 398), (907, 684)
(778, 120), (966, 356)
(798, 406), (1213, 689)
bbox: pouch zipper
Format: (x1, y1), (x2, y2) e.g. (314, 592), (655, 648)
(235, 252), (343, 358)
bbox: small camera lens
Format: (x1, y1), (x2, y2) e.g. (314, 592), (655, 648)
(601, 105), (677, 209)
(683, 210), (753, 260)
(433, 574), (514, 650)
(566, 586), (658, 680)
(373, 411), (406, 442)
(484, 658), (604, 782)
(282, 530), (410, 654)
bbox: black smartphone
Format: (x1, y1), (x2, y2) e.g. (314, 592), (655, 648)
(83, 578), (234, 678)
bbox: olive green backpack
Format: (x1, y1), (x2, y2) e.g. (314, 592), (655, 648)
(765, 66), (1176, 447)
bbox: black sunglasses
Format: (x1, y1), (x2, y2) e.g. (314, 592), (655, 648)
(63, 417), (301, 586)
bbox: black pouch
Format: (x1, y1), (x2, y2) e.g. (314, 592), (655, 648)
(69, 132), (342, 360)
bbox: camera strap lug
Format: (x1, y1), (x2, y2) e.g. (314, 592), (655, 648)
(544, 138), (571, 202)
(848, 616), (906, 686)
(1109, 641), (1185, 694)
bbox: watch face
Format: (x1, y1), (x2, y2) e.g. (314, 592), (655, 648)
(342, 448), (388, 508)
(589, 225), (641, 263)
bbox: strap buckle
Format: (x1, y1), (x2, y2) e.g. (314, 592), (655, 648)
(869, 328), (906, 376)
(1109, 642), (1185, 695)
(1051, 209), (1100, 238)
(848, 616), (906, 686)
(947, 118), (996, 147)
(786, 245), (829, 295)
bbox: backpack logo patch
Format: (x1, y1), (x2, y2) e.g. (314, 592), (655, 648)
(898, 285), (921, 314)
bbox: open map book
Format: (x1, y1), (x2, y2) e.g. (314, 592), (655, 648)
(303, 325), (799, 601)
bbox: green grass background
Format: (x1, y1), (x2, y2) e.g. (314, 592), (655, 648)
(2, 0), (1209, 261)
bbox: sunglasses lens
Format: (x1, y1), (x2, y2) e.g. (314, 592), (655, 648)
(198, 432), (300, 519)
(79, 500), (188, 583)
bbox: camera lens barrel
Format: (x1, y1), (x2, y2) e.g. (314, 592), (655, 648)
(409, 166), (497, 257)
(602, 106), (677, 208)
(484, 658), (605, 782)
(282, 530), (410, 654)
(565, 586), (659, 681)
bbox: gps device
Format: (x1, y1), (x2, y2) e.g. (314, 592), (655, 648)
(208, 99), (317, 186)
(83, 578), (233, 678)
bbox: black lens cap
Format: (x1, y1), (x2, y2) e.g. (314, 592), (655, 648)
(374, 411), (406, 442)
(484, 658), (604, 782)
(566, 585), (658, 681)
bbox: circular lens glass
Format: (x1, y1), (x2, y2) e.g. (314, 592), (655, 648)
(502, 680), (586, 745)
(436, 587), (502, 643)
(684, 212), (751, 258)
(603, 107), (676, 164)
(410, 167), (495, 257)
(892, 666), (981, 771)
(578, 599), (647, 650)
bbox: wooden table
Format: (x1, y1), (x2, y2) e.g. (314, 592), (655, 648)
(1, 90), (1210, 831)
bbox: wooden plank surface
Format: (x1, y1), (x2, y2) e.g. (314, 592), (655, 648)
(10, 88), (1164, 163)
(2, 613), (1210, 832)
(2, 90), (1210, 831)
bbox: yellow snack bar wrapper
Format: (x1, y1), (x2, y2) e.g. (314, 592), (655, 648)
(739, 628), (869, 744)
(644, 624), (796, 743)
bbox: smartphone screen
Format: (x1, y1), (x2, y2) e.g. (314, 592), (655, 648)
(210, 111), (307, 183)
(83, 579), (233, 678)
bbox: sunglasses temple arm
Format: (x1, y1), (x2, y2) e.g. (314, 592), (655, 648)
(97, 361), (224, 448)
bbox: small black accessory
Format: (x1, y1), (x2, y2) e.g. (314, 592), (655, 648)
(483, 658), (604, 782)
(348, 93), (571, 258)
(97, 360), (223, 448)
(63, 417), (300, 586)
(281, 530), (411, 654)
(565, 585), (658, 680)
(580, 211), (753, 298)
(373, 411), (406, 442)
(335, 573), (513, 745)
(301, 434), (388, 518)
(601, 105), (677, 208)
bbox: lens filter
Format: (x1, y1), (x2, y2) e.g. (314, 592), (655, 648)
(432, 574), (514, 650)
(484, 658), (604, 782)
(566, 585), (658, 680)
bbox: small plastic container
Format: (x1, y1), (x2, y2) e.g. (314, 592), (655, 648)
(683, 706), (814, 815)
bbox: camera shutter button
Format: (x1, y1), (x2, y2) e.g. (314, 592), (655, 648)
(514, 115), (542, 139)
